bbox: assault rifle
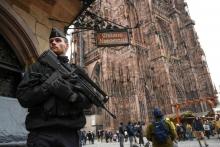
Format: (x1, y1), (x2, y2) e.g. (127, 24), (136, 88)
(39, 50), (116, 119)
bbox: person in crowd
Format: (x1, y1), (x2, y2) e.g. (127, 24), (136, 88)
(203, 120), (211, 139)
(124, 130), (128, 142)
(126, 121), (135, 147)
(208, 120), (215, 136)
(214, 115), (220, 139)
(113, 133), (118, 142)
(108, 130), (113, 142)
(16, 28), (92, 147)
(145, 108), (177, 147)
(91, 131), (95, 144)
(192, 117), (208, 147)
(116, 130), (120, 142)
(118, 122), (125, 147)
(166, 117), (178, 146)
(137, 121), (144, 146)
(87, 131), (92, 144)
(132, 122), (138, 143)
(105, 130), (109, 143)
(185, 123), (193, 140)
(101, 130), (105, 142)
(176, 123), (185, 141)
(176, 124), (181, 141)
(97, 130), (101, 142)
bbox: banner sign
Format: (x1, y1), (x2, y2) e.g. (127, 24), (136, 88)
(96, 29), (130, 47)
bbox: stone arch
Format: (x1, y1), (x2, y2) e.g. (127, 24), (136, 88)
(0, 0), (39, 67)
(156, 17), (173, 49)
(90, 62), (103, 114)
(91, 61), (101, 86)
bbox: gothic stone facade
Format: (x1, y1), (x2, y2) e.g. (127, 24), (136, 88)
(73, 0), (216, 130)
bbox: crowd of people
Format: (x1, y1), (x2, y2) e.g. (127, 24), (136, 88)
(118, 121), (145, 147)
(79, 111), (220, 147)
(174, 115), (220, 147)
(79, 121), (144, 147)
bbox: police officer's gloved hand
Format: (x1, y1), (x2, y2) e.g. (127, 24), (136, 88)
(69, 74), (78, 84)
(48, 78), (74, 101)
(69, 93), (79, 102)
(69, 92), (84, 103)
(70, 91), (92, 109)
(75, 92), (92, 109)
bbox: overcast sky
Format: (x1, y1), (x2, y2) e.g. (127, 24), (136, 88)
(185, 0), (220, 95)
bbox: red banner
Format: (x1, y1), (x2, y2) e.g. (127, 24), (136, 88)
(96, 30), (130, 47)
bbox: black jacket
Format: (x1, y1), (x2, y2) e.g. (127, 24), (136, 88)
(16, 56), (91, 131)
(192, 119), (204, 131)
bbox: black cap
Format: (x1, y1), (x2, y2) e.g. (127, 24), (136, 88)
(49, 27), (66, 39)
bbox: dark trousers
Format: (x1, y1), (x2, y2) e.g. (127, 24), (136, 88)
(27, 128), (80, 147)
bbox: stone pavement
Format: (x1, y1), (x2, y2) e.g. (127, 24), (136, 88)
(82, 137), (220, 147)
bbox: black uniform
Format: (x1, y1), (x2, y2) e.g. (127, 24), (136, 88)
(16, 55), (92, 147)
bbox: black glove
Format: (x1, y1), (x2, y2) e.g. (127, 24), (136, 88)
(69, 93), (79, 102)
(76, 92), (92, 109)
(48, 78), (73, 100)
(69, 74), (78, 84)
(69, 92), (85, 103)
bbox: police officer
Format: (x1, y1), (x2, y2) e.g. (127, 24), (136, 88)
(16, 28), (92, 147)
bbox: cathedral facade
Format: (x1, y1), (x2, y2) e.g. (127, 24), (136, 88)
(72, 0), (217, 130)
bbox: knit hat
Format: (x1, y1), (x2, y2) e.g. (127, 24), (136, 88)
(153, 108), (163, 118)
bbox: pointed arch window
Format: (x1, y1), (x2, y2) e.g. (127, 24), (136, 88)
(0, 34), (22, 98)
